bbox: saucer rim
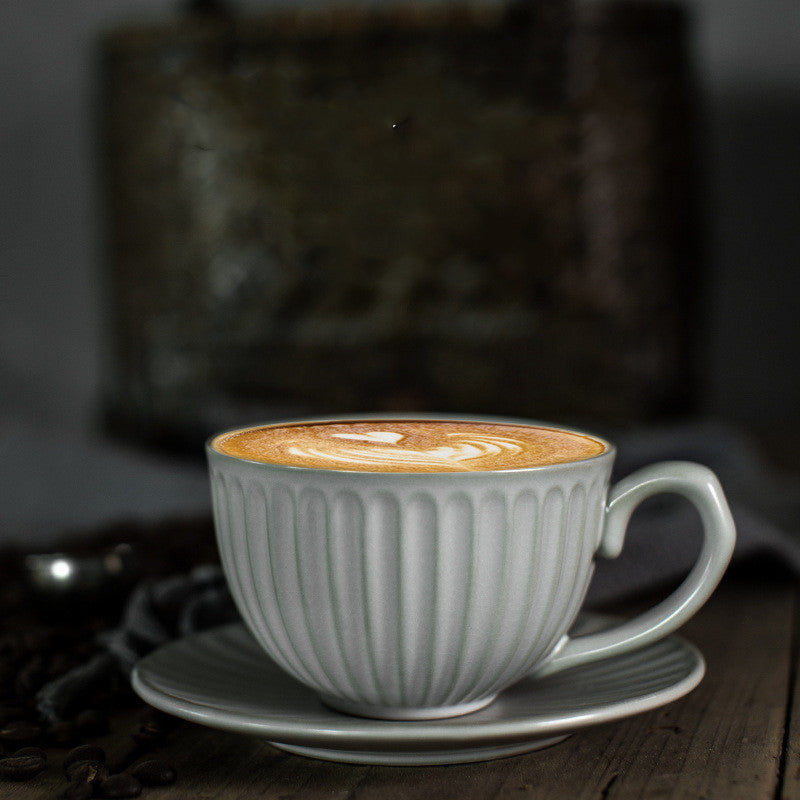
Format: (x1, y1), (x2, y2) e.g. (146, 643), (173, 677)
(131, 615), (705, 753)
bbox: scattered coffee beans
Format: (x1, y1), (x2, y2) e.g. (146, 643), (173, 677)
(131, 759), (177, 786)
(133, 719), (168, 747)
(0, 719), (41, 744)
(0, 535), (197, 799)
(96, 772), (142, 798)
(0, 752), (47, 780)
(65, 759), (110, 784)
(12, 745), (47, 760)
(63, 743), (106, 772)
(62, 783), (93, 800)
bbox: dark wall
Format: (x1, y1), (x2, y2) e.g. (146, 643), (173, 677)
(0, 0), (797, 437)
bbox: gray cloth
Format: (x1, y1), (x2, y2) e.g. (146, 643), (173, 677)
(35, 565), (238, 723)
(587, 419), (800, 604)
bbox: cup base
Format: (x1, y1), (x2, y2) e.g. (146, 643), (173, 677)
(319, 694), (498, 720)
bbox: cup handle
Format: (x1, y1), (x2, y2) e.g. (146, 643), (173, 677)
(533, 461), (736, 678)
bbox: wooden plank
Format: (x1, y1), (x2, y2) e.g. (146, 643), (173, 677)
(144, 574), (788, 800)
(461, 575), (792, 800)
(776, 586), (800, 800)
(632, 576), (791, 800)
(7, 576), (789, 799)
(143, 728), (370, 800)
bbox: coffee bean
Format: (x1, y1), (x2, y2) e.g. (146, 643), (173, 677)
(0, 720), (41, 744)
(13, 746), (47, 761)
(138, 708), (178, 736)
(65, 759), (110, 784)
(0, 753), (47, 780)
(61, 780), (94, 800)
(96, 773), (142, 798)
(63, 744), (106, 772)
(131, 759), (177, 786)
(132, 720), (165, 746)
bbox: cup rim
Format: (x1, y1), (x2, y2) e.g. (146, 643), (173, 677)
(205, 413), (615, 476)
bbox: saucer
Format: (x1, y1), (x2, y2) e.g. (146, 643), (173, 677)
(131, 614), (704, 766)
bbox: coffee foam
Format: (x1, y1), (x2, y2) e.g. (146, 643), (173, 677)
(213, 420), (607, 472)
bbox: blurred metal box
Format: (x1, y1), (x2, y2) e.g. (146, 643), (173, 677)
(99, 0), (700, 450)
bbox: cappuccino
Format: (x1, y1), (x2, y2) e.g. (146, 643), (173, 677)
(206, 416), (734, 721)
(212, 420), (606, 472)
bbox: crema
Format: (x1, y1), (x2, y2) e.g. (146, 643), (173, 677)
(212, 420), (606, 472)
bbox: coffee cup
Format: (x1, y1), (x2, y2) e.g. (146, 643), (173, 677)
(206, 415), (735, 720)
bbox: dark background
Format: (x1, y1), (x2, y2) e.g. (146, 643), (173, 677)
(1, 0), (798, 545)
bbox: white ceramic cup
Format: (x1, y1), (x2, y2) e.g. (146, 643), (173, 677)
(206, 416), (735, 720)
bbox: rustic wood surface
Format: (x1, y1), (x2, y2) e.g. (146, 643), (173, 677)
(3, 567), (798, 800)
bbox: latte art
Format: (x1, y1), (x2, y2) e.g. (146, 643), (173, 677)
(291, 430), (529, 470)
(213, 421), (606, 472)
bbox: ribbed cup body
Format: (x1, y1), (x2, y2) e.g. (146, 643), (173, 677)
(208, 452), (613, 718)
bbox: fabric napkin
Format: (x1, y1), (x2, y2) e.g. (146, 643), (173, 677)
(588, 418), (800, 604)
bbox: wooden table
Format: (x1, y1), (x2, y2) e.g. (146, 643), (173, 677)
(4, 564), (799, 800)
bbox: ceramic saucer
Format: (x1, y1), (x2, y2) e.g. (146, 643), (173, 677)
(131, 613), (704, 766)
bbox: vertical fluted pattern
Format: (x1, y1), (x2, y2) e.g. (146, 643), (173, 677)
(327, 490), (374, 701)
(400, 493), (438, 706)
(363, 492), (402, 702)
(209, 467), (608, 713)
